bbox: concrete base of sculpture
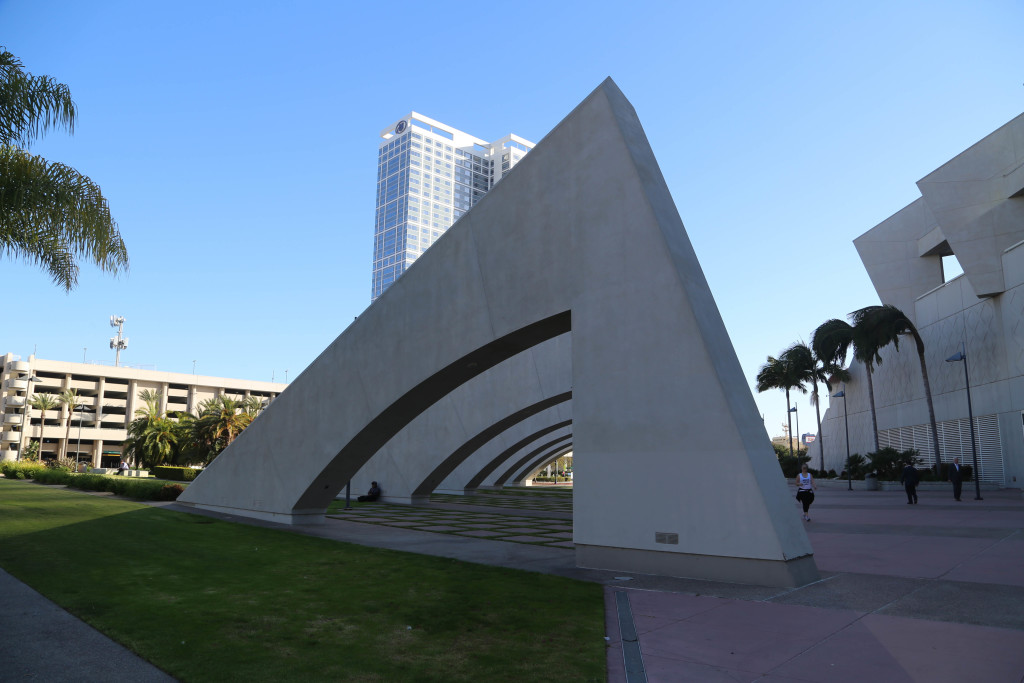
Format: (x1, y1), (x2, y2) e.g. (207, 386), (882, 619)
(576, 545), (819, 587)
(179, 502), (328, 526)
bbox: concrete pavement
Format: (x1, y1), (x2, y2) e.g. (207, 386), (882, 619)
(2, 483), (1023, 681)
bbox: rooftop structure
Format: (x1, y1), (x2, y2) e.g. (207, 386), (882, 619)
(1, 353), (286, 467)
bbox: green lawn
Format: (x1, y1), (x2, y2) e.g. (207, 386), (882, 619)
(0, 481), (606, 682)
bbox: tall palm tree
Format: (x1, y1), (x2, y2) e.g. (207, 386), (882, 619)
(812, 317), (887, 453)
(28, 393), (58, 458)
(0, 47), (128, 290)
(57, 388), (80, 461)
(123, 414), (178, 469)
(756, 353), (809, 458)
(850, 304), (942, 474)
(780, 343), (849, 473)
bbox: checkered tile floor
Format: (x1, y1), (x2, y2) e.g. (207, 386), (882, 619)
(326, 488), (575, 549)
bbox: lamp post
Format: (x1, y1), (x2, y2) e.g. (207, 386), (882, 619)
(15, 375), (40, 461)
(789, 406), (800, 463)
(832, 385), (852, 491)
(945, 343), (983, 501)
(74, 404), (89, 466)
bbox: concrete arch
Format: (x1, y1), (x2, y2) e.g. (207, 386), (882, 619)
(494, 440), (573, 488)
(463, 418), (573, 490)
(408, 392), (571, 499)
(511, 446), (575, 486)
(512, 446), (575, 486)
(344, 333), (572, 503)
(180, 79), (816, 586)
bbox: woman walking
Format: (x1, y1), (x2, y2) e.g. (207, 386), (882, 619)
(796, 463), (816, 521)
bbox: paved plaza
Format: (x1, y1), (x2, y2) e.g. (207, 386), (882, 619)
(3, 482), (1024, 681)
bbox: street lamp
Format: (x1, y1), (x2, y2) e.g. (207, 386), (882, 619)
(74, 404), (89, 466)
(832, 385), (852, 491)
(789, 406), (800, 462)
(946, 343), (983, 501)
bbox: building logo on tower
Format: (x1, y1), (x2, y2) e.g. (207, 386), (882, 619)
(394, 120), (407, 134)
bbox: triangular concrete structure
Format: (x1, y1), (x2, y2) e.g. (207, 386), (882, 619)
(179, 79), (817, 587)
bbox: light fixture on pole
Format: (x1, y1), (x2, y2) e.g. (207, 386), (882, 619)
(945, 343), (983, 501)
(789, 405), (800, 462)
(74, 404), (89, 466)
(832, 385), (852, 491)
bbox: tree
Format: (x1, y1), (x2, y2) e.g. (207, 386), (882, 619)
(849, 304), (942, 475)
(0, 48), (128, 290)
(755, 353), (809, 458)
(192, 396), (252, 462)
(812, 315), (888, 453)
(28, 393), (58, 458)
(57, 388), (80, 461)
(780, 342), (850, 474)
(123, 390), (177, 468)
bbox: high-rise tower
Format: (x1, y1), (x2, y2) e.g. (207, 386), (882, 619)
(372, 113), (533, 300)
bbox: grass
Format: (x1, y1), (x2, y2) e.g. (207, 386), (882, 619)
(0, 480), (606, 682)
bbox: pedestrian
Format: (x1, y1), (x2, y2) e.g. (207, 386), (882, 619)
(357, 481), (381, 502)
(795, 463), (816, 522)
(900, 460), (919, 504)
(949, 457), (963, 501)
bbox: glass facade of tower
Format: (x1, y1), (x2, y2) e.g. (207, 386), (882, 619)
(372, 115), (533, 301)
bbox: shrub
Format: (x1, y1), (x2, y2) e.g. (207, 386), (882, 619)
(777, 453), (811, 479)
(1, 461), (47, 480)
(153, 466), (199, 481)
(159, 484), (185, 501)
(841, 453), (869, 480)
(868, 448), (921, 481)
(32, 468), (73, 485)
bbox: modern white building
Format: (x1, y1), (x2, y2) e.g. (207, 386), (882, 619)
(817, 112), (1024, 488)
(372, 112), (534, 300)
(1, 353), (286, 466)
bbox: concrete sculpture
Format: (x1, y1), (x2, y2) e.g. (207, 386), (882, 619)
(179, 79), (818, 586)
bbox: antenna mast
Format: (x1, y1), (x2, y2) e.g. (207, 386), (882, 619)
(109, 315), (128, 367)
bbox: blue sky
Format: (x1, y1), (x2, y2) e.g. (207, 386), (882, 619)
(2, 0), (1022, 440)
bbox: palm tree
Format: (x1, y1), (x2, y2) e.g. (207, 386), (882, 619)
(57, 388), (80, 461)
(195, 396), (252, 456)
(0, 47), (128, 290)
(28, 393), (58, 458)
(122, 389), (163, 468)
(850, 304), (942, 475)
(756, 352), (809, 458)
(812, 317), (887, 453)
(123, 414), (178, 469)
(780, 343), (849, 473)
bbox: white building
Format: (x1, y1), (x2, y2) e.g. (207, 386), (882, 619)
(817, 112), (1024, 487)
(1, 353), (286, 466)
(372, 112), (534, 300)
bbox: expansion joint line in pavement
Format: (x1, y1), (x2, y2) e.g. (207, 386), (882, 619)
(614, 591), (647, 683)
(938, 528), (1020, 581)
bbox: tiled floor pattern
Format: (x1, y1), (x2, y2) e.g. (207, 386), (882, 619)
(327, 490), (575, 548)
(429, 488), (573, 513)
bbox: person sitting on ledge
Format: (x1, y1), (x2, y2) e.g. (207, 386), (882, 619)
(357, 481), (381, 502)
(116, 460), (129, 475)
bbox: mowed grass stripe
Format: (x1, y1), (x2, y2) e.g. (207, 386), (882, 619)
(0, 481), (604, 682)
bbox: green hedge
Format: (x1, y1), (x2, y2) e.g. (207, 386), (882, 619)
(0, 461), (48, 480)
(16, 468), (184, 501)
(152, 466), (200, 481)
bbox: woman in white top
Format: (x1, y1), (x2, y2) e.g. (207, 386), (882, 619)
(795, 463), (816, 522)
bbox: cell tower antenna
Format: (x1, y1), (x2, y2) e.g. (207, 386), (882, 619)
(109, 315), (128, 367)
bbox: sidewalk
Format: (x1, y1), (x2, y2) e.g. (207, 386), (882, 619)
(2, 484), (1022, 682)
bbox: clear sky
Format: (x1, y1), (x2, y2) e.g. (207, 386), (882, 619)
(2, 0), (1022, 442)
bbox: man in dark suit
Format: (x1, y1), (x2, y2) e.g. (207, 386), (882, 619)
(900, 461), (919, 504)
(949, 457), (963, 501)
